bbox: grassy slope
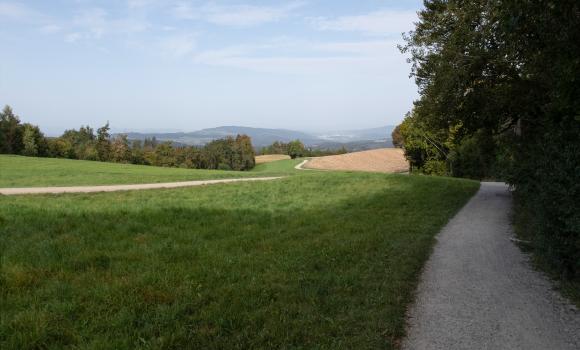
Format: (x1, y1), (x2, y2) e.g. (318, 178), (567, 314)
(0, 168), (479, 349)
(250, 157), (304, 174)
(0, 155), (262, 187)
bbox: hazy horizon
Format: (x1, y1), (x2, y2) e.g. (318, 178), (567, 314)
(1, 0), (422, 136)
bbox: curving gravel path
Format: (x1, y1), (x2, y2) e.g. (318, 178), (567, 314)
(0, 177), (284, 195)
(294, 159), (311, 170)
(403, 182), (580, 350)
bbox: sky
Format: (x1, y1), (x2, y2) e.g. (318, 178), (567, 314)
(0, 0), (422, 135)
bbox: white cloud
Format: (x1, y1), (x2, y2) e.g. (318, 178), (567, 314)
(172, 1), (305, 26)
(73, 8), (108, 39)
(191, 38), (403, 75)
(205, 2), (303, 26)
(0, 2), (47, 22)
(39, 24), (62, 34)
(65, 32), (83, 43)
(159, 33), (197, 57)
(127, 0), (158, 9)
(312, 10), (417, 36)
(171, 1), (199, 20)
(0, 2), (32, 19)
(66, 7), (149, 43)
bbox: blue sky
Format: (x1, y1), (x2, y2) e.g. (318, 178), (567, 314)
(0, 1), (422, 135)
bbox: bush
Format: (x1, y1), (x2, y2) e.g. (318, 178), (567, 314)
(217, 163), (232, 171)
(287, 140), (305, 159)
(450, 131), (496, 180)
(510, 121), (580, 280)
(423, 160), (447, 176)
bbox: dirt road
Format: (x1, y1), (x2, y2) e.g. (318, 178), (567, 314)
(403, 182), (580, 350)
(0, 177), (283, 195)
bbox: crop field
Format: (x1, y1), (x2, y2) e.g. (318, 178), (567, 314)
(255, 154), (291, 164)
(0, 156), (479, 349)
(305, 148), (408, 173)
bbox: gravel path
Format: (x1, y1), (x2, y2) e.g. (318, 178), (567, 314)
(294, 159), (311, 170)
(0, 177), (284, 195)
(403, 182), (580, 350)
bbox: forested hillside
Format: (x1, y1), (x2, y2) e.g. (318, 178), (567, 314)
(0, 106), (255, 171)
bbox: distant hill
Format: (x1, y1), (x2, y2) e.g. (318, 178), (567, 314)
(124, 126), (319, 148)
(120, 125), (395, 151)
(313, 126), (395, 143)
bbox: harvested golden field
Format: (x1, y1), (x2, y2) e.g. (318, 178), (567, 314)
(255, 154), (291, 164)
(304, 148), (408, 173)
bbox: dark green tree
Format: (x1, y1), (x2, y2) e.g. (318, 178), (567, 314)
(96, 122), (111, 161)
(0, 105), (24, 154)
(287, 140), (305, 159)
(402, 0), (580, 278)
(235, 134), (255, 170)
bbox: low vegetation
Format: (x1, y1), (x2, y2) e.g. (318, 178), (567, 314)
(0, 156), (479, 349)
(260, 140), (348, 159)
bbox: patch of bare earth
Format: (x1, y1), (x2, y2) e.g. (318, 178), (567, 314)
(255, 154), (291, 164)
(304, 148), (408, 173)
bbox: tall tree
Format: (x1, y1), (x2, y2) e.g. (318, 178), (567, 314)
(235, 134), (255, 170)
(0, 105), (24, 154)
(96, 122), (111, 161)
(402, 0), (580, 278)
(110, 134), (131, 163)
(21, 124), (38, 156)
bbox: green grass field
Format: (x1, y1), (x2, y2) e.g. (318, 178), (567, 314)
(0, 155), (264, 187)
(251, 157), (304, 174)
(0, 156), (479, 349)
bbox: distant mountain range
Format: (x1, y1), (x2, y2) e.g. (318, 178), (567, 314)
(121, 125), (395, 151)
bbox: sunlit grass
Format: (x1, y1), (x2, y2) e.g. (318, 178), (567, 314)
(0, 155), (261, 187)
(0, 170), (478, 349)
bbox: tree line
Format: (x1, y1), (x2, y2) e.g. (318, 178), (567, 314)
(260, 140), (348, 159)
(0, 105), (255, 171)
(397, 1), (579, 281)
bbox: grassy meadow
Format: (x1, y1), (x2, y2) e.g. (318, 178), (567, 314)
(250, 157), (304, 174)
(0, 156), (479, 349)
(0, 155), (264, 188)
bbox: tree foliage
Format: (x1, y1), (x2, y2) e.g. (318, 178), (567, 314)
(398, 0), (580, 279)
(0, 105), (257, 171)
(287, 140), (306, 159)
(96, 122), (111, 162)
(260, 140), (348, 158)
(0, 105), (24, 154)
(391, 124), (404, 148)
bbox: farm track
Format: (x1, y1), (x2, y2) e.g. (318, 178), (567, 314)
(403, 182), (580, 350)
(0, 177), (284, 195)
